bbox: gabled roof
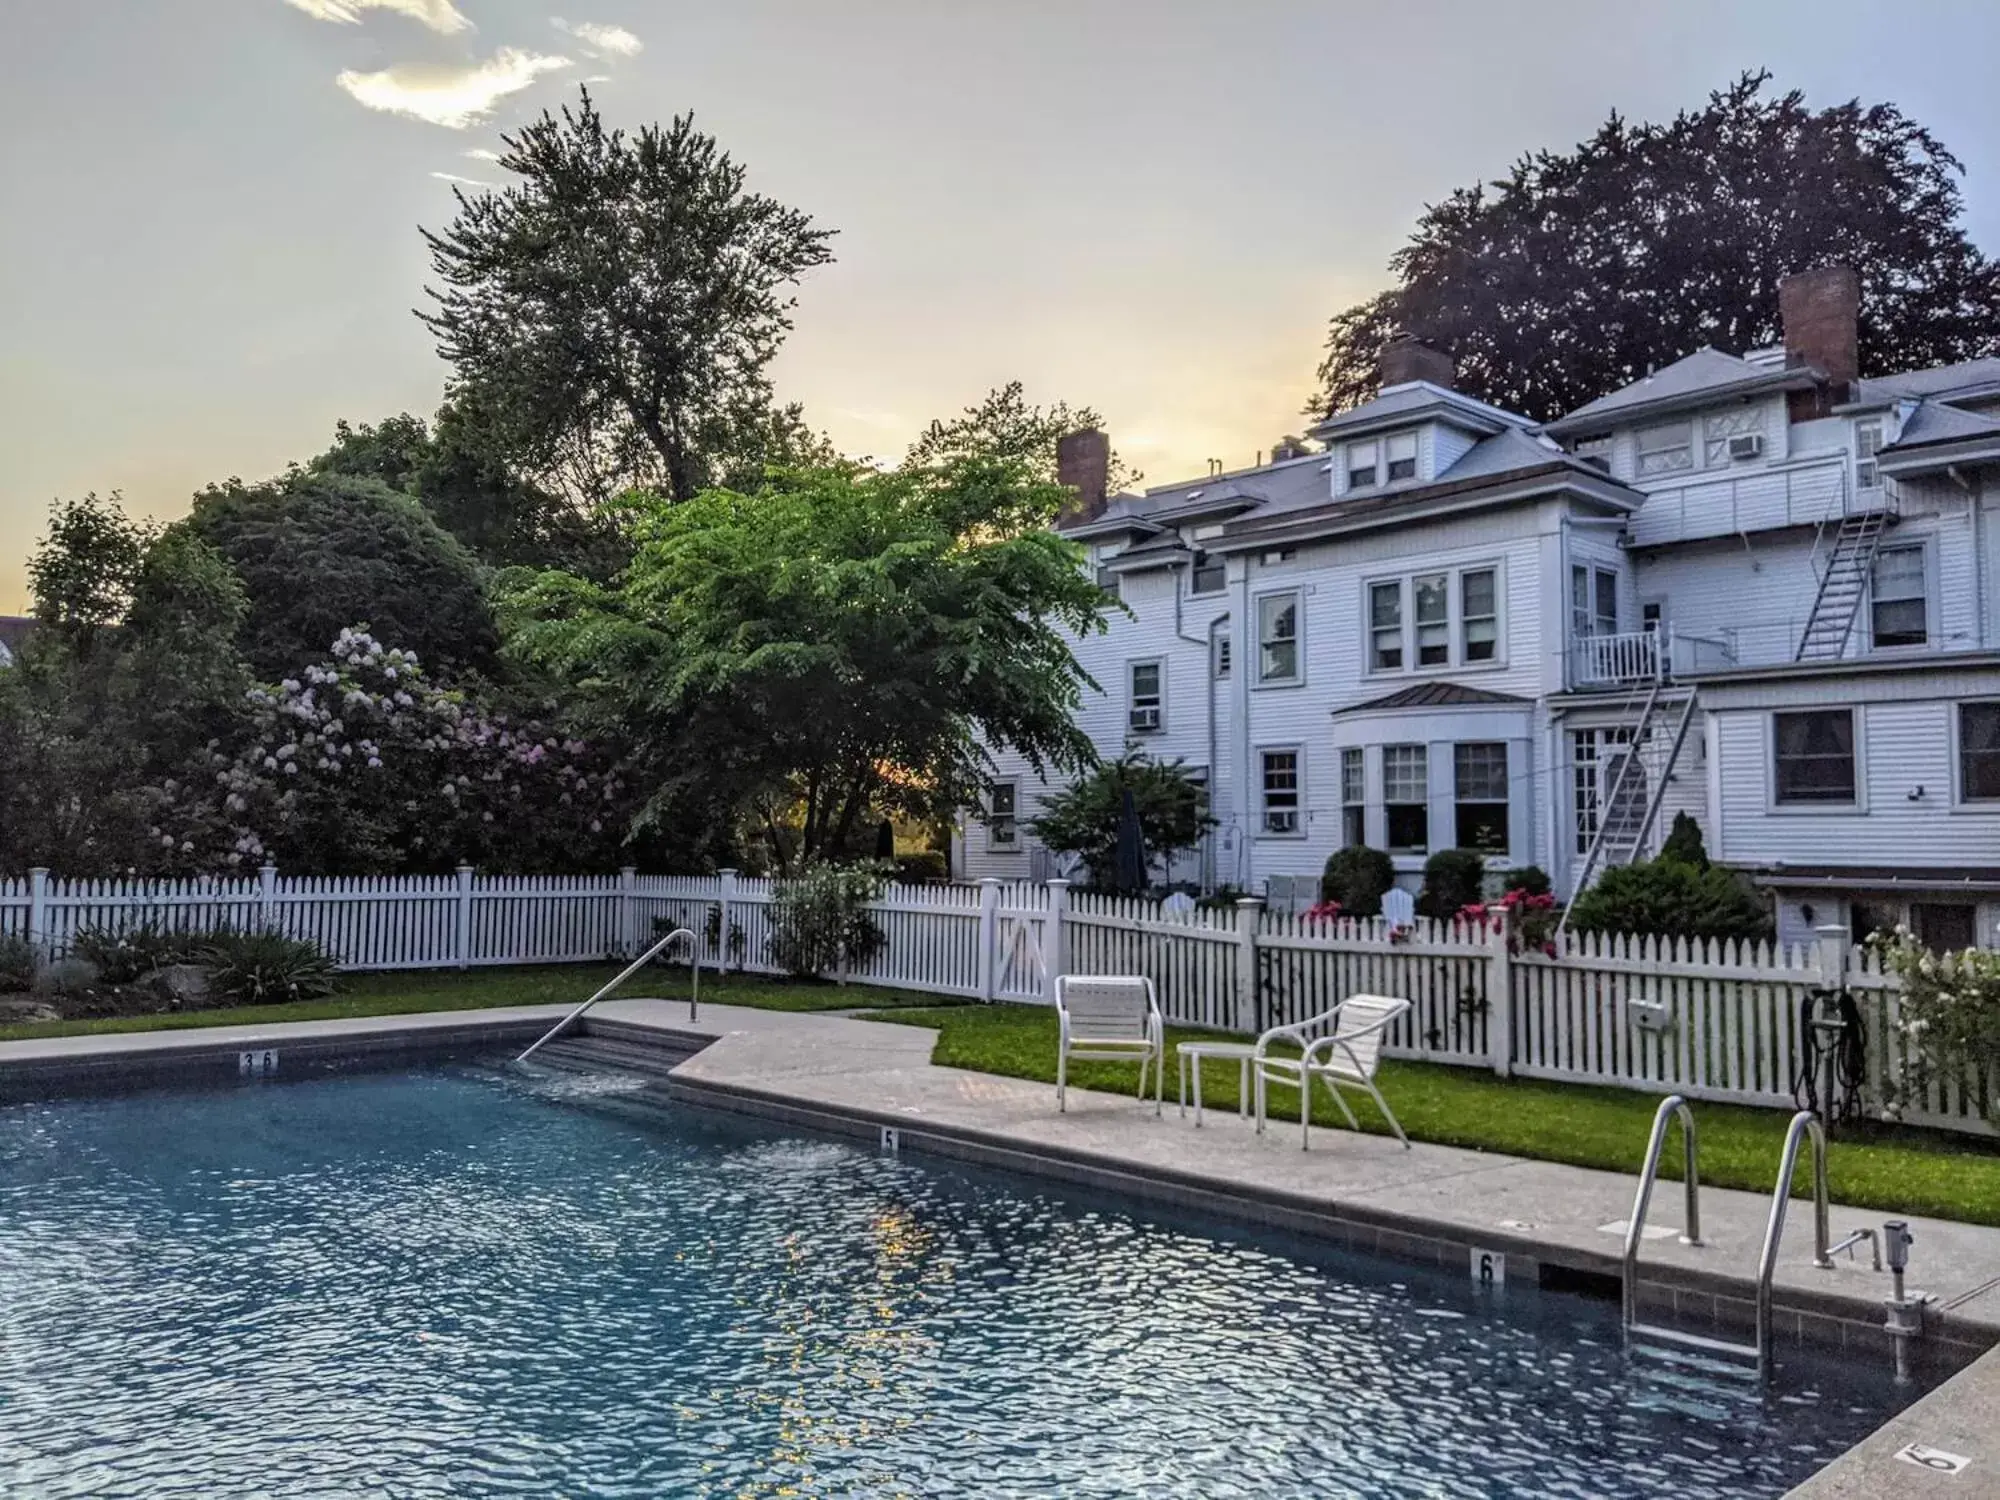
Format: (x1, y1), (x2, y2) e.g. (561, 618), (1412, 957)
(1885, 401), (2000, 451)
(1545, 347), (1822, 435)
(1334, 681), (1532, 716)
(1865, 357), (2000, 405)
(1308, 380), (1529, 443)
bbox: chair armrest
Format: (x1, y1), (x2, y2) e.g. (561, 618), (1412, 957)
(1253, 1023), (1310, 1059)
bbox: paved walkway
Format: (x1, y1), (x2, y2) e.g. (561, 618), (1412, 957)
(6, 997), (2000, 1494)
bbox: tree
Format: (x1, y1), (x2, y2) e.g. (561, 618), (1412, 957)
(180, 472), (497, 678)
(420, 90), (835, 505)
(1565, 858), (1772, 944)
(1658, 811), (1711, 870)
(499, 456), (1110, 872)
(25, 493), (153, 640)
(1311, 72), (2000, 421)
(905, 383), (1140, 494)
(1028, 751), (1212, 891)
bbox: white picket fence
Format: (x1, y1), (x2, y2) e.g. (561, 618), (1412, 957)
(1, 866), (1988, 1137)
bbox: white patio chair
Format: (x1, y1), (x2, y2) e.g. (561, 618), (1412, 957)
(1054, 974), (1164, 1115)
(1252, 993), (1413, 1150)
(1381, 887), (1416, 929)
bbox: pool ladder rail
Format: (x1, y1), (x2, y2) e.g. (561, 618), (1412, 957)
(1622, 1097), (1841, 1384)
(516, 927), (701, 1065)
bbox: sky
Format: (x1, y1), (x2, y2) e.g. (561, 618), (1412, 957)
(7, 1), (2000, 612)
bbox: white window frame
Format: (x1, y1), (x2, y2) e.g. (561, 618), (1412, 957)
(1571, 564), (1618, 638)
(1095, 564), (1121, 602)
(1573, 434), (1615, 470)
(1955, 700), (2000, 806)
(1340, 746), (1366, 848)
(986, 781), (1021, 850)
(1363, 561), (1507, 675)
(1382, 744), (1429, 853)
(1259, 747), (1304, 837)
(1189, 552), (1226, 596)
(1703, 406), (1762, 466)
(1127, 658), (1165, 735)
(1636, 420), (1694, 477)
(1868, 542), (1929, 651)
(1255, 590), (1302, 687)
(1770, 708), (1862, 811)
(1385, 430), (1418, 483)
(1212, 630), (1231, 679)
(1346, 439), (1379, 491)
(1412, 571), (1451, 668)
(1452, 742), (1510, 857)
(1855, 417), (1885, 491)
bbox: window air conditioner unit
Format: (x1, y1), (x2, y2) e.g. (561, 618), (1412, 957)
(1727, 433), (1763, 461)
(1264, 810), (1298, 834)
(1129, 706), (1162, 733)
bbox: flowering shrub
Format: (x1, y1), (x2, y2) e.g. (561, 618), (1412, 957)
(144, 628), (631, 874)
(1453, 887), (1561, 957)
(767, 862), (890, 978)
(1302, 900), (1343, 924)
(1871, 927), (2000, 1122)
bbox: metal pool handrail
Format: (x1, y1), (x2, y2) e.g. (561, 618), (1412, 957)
(1622, 1094), (1702, 1331)
(1755, 1110), (1833, 1378)
(516, 927), (700, 1064)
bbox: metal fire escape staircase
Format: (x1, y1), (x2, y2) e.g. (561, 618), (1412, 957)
(1794, 509), (1893, 662)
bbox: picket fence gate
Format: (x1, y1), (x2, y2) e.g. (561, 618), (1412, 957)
(0, 867), (1986, 1137)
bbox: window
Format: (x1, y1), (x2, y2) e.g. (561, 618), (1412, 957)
(1460, 569), (1498, 663)
(1261, 750), (1301, 835)
(986, 783), (1019, 849)
(1347, 440), (1379, 490)
(1369, 581), (1403, 671)
(1636, 421), (1693, 476)
(1341, 747), (1366, 847)
(1096, 565), (1121, 602)
(1258, 592), (1299, 683)
(1774, 710), (1856, 805)
(1386, 430), (1418, 482)
(1413, 573), (1450, 666)
(1703, 407), (1762, 465)
(1453, 743), (1509, 855)
(1572, 565), (1617, 637)
(1856, 418), (1884, 490)
(1190, 552), (1225, 595)
(1383, 745), (1428, 852)
(1574, 434), (1614, 470)
(1572, 728), (1639, 855)
(1960, 702), (2000, 801)
(1128, 660), (1163, 734)
(1259, 548), (1296, 567)
(1640, 600), (1664, 633)
(1912, 902), (1978, 954)
(1870, 545), (1926, 648)
(1213, 631), (1231, 679)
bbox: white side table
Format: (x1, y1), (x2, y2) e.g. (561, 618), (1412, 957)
(1176, 1041), (1258, 1127)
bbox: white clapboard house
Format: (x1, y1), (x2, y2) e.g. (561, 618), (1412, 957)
(957, 268), (2000, 950)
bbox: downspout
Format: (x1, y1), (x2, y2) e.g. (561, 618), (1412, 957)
(1951, 465), (1987, 647)
(1171, 558), (1230, 889)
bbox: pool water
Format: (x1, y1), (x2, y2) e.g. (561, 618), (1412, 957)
(0, 1061), (1918, 1498)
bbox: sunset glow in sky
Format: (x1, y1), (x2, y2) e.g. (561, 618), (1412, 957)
(7, 0), (2000, 609)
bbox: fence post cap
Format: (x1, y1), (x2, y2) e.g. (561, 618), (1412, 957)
(621, 865), (637, 877)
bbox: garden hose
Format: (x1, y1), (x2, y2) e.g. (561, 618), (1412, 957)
(1793, 987), (1867, 1124)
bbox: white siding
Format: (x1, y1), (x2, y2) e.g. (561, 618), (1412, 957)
(1429, 421), (1481, 479)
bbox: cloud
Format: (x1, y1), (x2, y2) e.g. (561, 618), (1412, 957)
(551, 19), (643, 56)
(464, 147), (502, 161)
(284, 0), (471, 33)
(337, 48), (572, 129)
(431, 171), (495, 186)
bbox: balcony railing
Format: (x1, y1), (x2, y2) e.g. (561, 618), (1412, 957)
(1628, 459), (1865, 547)
(1567, 625), (1737, 690)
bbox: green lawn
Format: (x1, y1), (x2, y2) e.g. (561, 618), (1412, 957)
(862, 1002), (2000, 1228)
(0, 964), (946, 1043)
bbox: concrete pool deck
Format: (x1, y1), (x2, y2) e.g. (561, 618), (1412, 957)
(4, 996), (2000, 1494)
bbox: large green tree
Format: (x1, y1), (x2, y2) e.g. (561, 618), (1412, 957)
(1029, 751), (1212, 892)
(420, 90), (835, 506)
(499, 456), (1109, 872)
(1312, 72), (2000, 421)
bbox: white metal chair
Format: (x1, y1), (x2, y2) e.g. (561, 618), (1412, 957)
(1252, 994), (1413, 1150)
(1054, 974), (1165, 1115)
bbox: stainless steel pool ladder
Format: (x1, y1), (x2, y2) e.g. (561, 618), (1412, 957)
(1622, 1098), (1831, 1383)
(516, 927), (701, 1064)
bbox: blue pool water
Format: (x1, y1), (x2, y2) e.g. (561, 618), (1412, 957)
(0, 1062), (1919, 1498)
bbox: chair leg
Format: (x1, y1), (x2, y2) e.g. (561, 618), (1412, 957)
(1057, 1046), (1067, 1113)
(1300, 1085), (1311, 1151)
(1238, 1057), (1249, 1120)
(1154, 1046), (1163, 1116)
(1178, 1051), (1188, 1120)
(1318, 1074), (1361, 1131)
(1368, 1082), (1411, 1148)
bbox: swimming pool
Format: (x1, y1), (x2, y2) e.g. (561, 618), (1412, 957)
(0, 1059), (1921, 1498)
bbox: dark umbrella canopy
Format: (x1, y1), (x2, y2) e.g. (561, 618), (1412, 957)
(1113, 788), (1148, 895)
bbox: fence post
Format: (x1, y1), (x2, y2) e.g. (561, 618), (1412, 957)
(1815, 923), (1852, 987)
(620, 865), (638, 958)
(1487, 914), (1513, 1078)
(718, 869), (739, 973)
(26, 867), (48, 957)
(1233, 896), (1263, 1033)
(976, 878), (1002, 1002)
(454, 864), (474, 970)
(259, 863), (278, 932)
(1043, 879), (1070, 1001)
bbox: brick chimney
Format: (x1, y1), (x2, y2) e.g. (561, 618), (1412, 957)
(1056, 428), (1110, 524)
(1378, 335), (1454, 391)
(1779, 265), (1859, 395)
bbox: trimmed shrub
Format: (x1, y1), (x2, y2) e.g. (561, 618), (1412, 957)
(1658, 811), (1711, 869)
(767, 862), (890, 978)
(1419, 848), (1486, 920)
(0, 933), (36, 993)
(1566, 858), (1772, 944)
(1501, 865), (1552, 898)
(1320, 846), (1395, 916)
(71, 922), (206, 986)
(202, 930), (338, 1006)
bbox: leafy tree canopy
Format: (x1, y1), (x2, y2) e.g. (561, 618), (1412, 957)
(421, 89), (835, 506)
(1312, 72), (2000, 421)
(904, 383), (1140, 495)
(180, 472), (498, 678)
(26, 493), (153, 641)
(499, 456), (1109, 872)
(1028, 750), (1212, 892)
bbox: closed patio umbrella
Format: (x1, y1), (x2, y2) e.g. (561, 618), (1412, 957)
(1113, 788), (1148, 895)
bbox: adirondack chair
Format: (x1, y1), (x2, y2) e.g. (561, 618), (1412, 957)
(1054, 975), (1164, 1115)
(1252, 993), (1413, 1149)
(1381, 887), (1416, 929)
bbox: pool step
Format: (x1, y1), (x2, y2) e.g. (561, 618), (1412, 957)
(523, 1034), (687, 1082)
(1627, 1321), (1762, 1381)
